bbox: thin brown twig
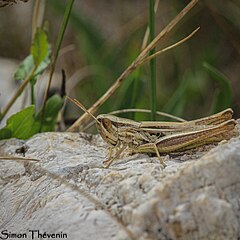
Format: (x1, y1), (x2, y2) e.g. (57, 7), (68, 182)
(108, 108), (186, 122)
(0, 65), (37, 121)
(67, 0), (199, 132)
(142, 27), (200, 64)
(31, 0), (45, 39)
(0, 156), (39, 162)
(82, 108), (186, 132)
(32, 0), (40, 39)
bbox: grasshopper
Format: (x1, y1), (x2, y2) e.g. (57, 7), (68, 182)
(68, 97), (236, 168)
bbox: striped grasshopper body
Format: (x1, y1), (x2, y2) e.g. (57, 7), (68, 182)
(96, 109), (236, 167)
(67, 98), (236, 168)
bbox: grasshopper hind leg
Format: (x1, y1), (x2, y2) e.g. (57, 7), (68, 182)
(129, 142), (167, 168)
(106, 146), (114, 159)
(152, 143), (167, 167)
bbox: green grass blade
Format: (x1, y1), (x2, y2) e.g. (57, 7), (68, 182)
(149, 0), (157, 120)
(51, 0), (74, 68)
(41, 0), (74, 130)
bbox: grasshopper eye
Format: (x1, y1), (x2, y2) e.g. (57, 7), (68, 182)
(102, 118), (112, 129)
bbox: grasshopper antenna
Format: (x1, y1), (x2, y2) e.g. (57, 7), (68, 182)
(66, 96), (100, 123)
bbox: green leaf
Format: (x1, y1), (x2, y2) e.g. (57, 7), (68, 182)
(0, 128), (12, 140)
(203, 62), (233, 113)
(31, 27), (49, 66)
(0, 95), (63, 140)
(14, 55), (34, 81)
(37, 95), (64, 132)
(0, 106), (40, 140)
(32, 48), (51, 85)
(14, 49), (51, 85)
(34, 49), (51, 76)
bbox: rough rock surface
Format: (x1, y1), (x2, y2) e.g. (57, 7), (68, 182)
(0, 121), (240, 240)
(0, 0), (29, 8)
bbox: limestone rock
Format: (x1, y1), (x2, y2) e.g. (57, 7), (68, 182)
(0, 0), (29, 8)
(0, 121), (240, 240)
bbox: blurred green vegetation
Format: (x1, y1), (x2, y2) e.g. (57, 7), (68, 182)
(0, 0), (239, 131)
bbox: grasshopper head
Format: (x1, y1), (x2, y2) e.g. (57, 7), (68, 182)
(96, 114), (118, 146)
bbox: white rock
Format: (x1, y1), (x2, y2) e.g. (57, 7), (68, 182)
(0, 125), (239, 240)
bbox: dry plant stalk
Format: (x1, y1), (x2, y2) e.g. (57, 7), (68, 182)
(81, 108), (186, 132)
(0, 156), (39, 161)
(67, 0), (199, 132)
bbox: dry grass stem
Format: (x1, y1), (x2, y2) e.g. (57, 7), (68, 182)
(67, 0), (199, 132)
(0, 156), (39, 162)
(81, 108), (186, 132)
(142, 27), (200, 64)
(108, 109), (186, 122)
